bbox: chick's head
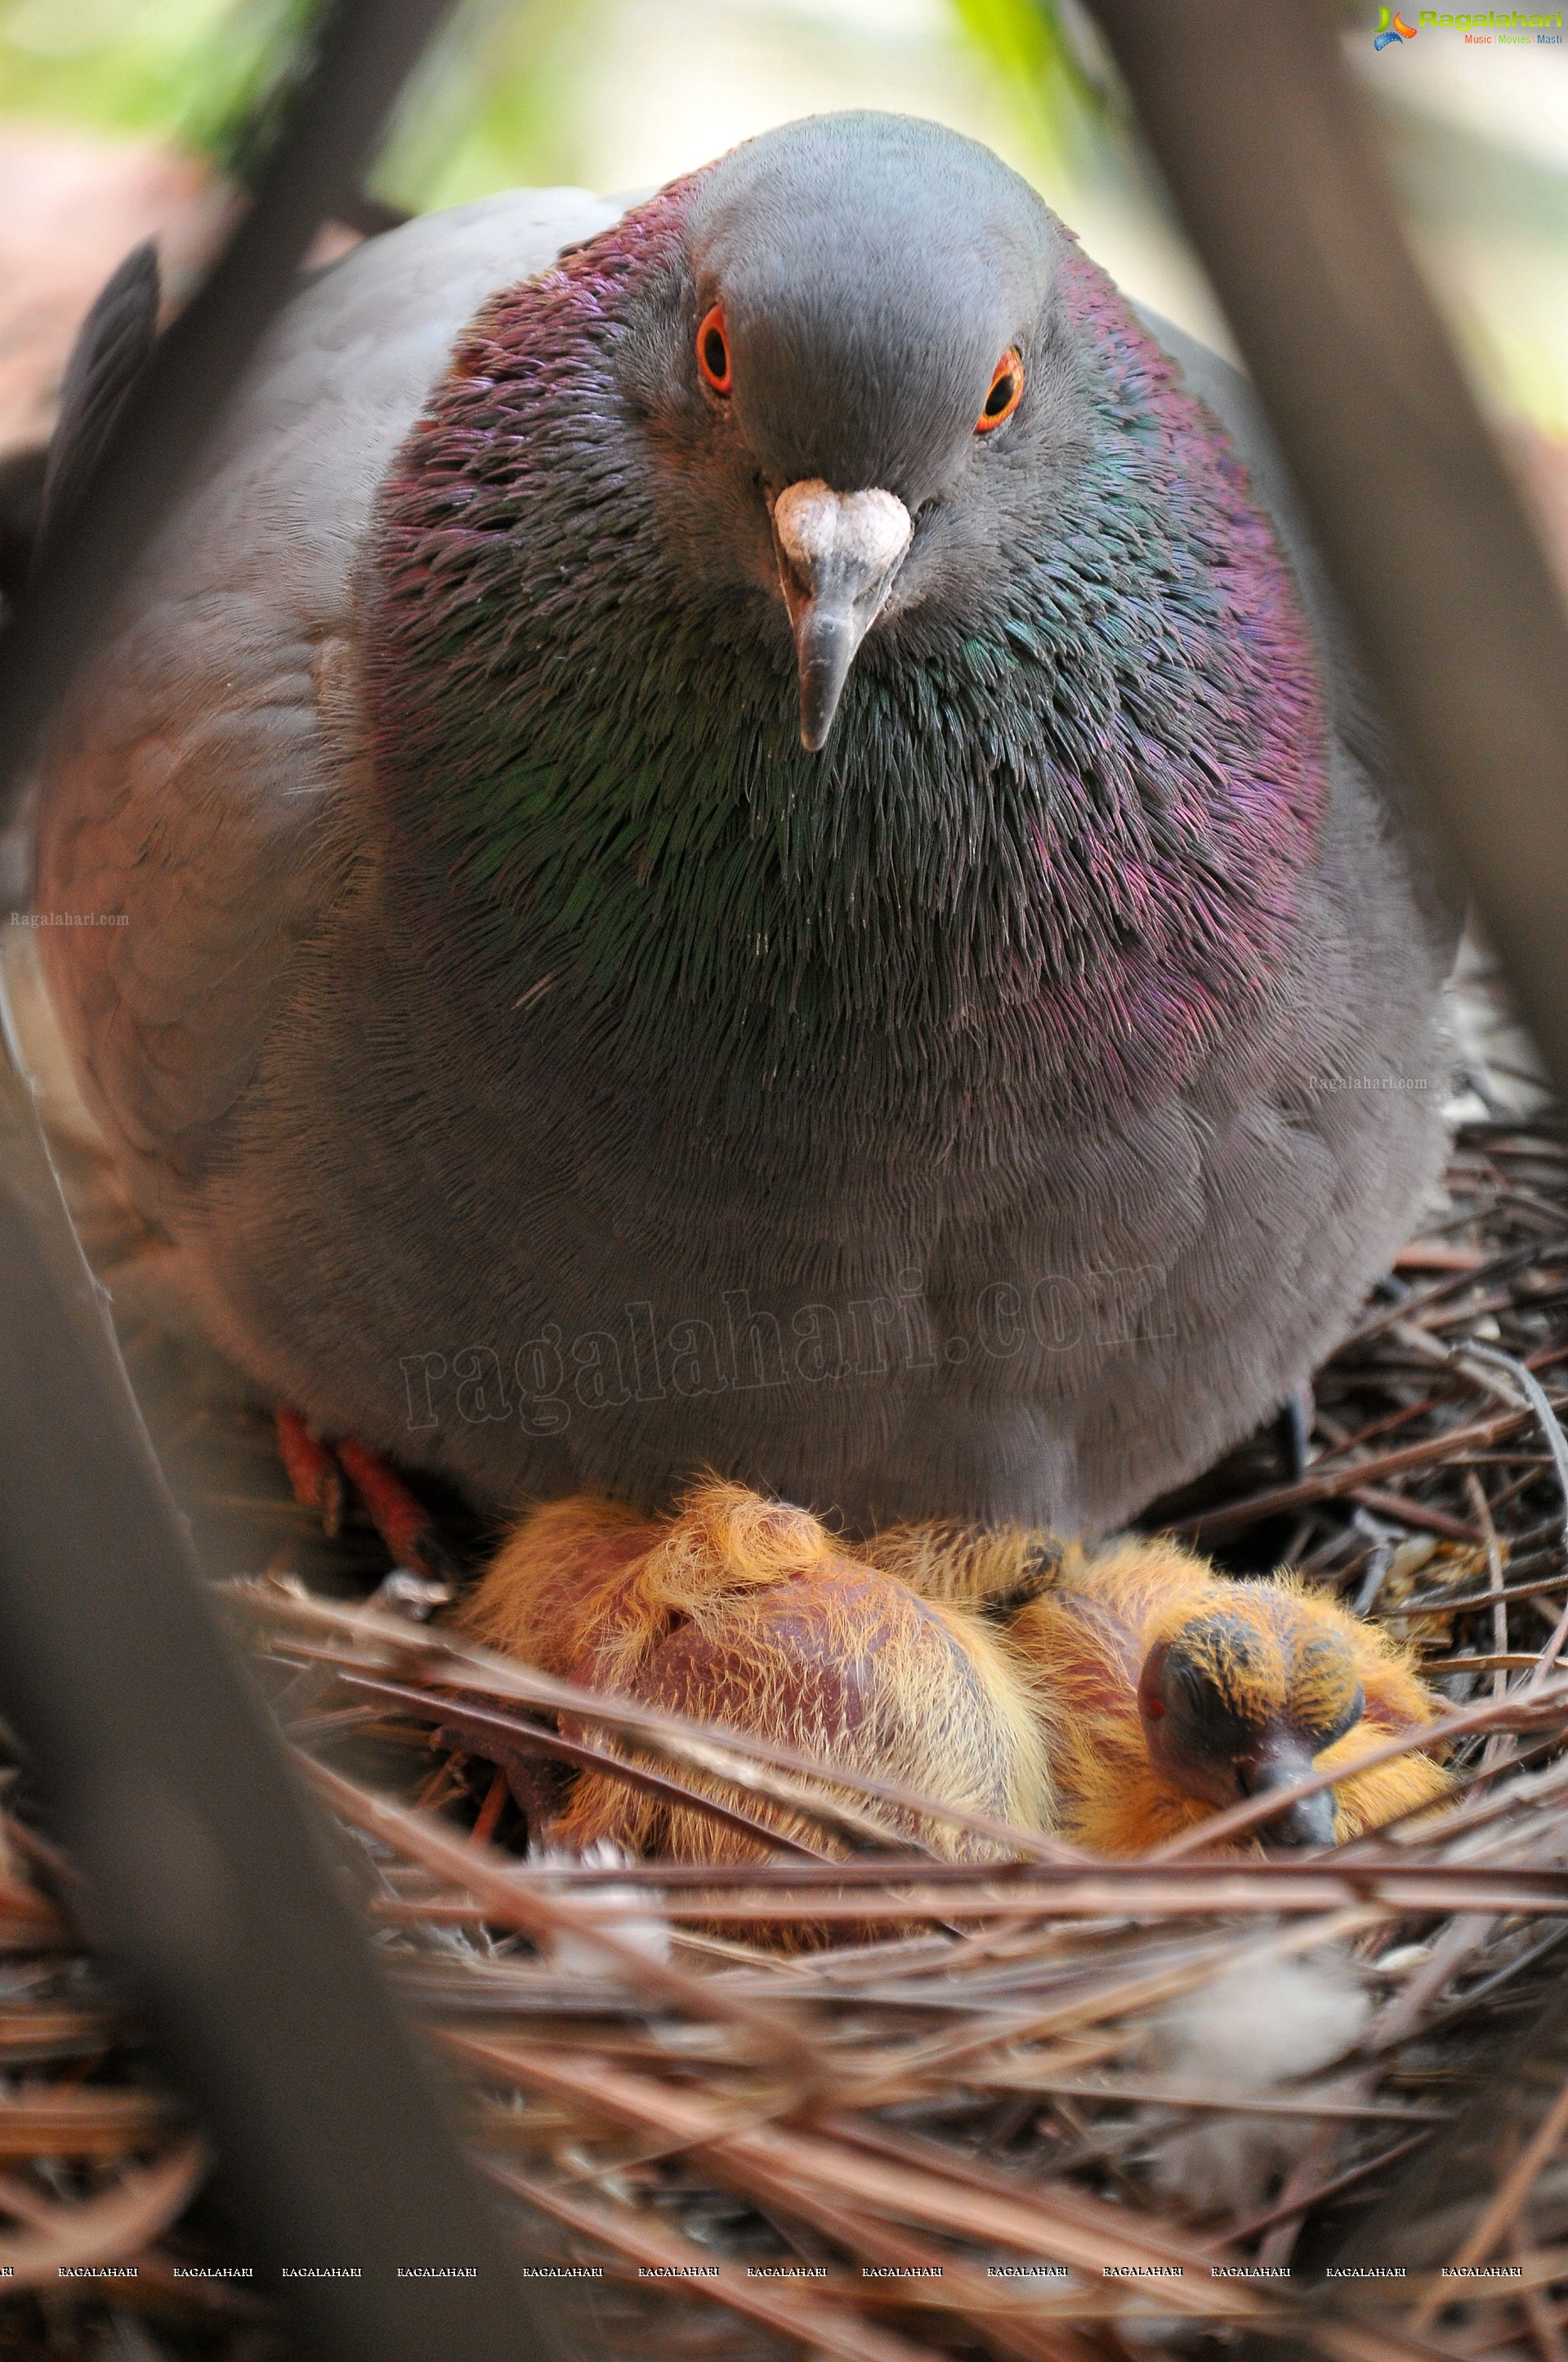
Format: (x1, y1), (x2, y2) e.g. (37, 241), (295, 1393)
(1137, 1588), (1365, 1849)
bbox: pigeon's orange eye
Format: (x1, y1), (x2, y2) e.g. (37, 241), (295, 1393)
(696, 304), (732, 395)
(976, 348), (1023, 432)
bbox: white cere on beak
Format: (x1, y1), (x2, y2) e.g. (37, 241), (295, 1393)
(772, 481), (913, 593)
(770, 479), (913, 752)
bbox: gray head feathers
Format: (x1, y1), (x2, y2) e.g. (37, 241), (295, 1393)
(684, 113), (1058, 499)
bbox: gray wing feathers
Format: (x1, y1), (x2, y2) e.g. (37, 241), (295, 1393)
(40, 239), (160, 546)
(38, 189), (621, 1202)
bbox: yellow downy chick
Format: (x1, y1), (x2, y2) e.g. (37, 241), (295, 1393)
(1002, 1538), (1449, 1853)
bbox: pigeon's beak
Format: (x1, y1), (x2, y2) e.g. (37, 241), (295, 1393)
(1244, 1733), (1339, 1851)
(769, 479), (912, 752)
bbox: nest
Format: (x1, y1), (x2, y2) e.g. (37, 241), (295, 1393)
(4, 949), (1568, 2358)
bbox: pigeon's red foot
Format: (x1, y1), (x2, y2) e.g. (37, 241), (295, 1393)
(274, 1407), (346, 1537)
(457, 1483), (1051, 1863)
(273, 1408), (454, 1581)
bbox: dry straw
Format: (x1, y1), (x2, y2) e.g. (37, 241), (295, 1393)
(7, 1115), (1568, 2358)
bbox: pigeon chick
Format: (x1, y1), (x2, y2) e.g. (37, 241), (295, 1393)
(37, 113), (1453, 1550)
(459, 1481), (1052, 1864)
(1002, 1537), (1448, 1851)
(459, 1486), (1445, 1863)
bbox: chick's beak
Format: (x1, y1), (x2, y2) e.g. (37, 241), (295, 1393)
(770, 479), (912, 751)
(1244, 1733), (1339, 1851)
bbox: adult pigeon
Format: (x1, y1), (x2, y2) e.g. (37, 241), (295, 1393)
(34, 112), (1455, 1543)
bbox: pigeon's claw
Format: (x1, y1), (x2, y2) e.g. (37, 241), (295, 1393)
(334, 1437), (458, 1583)
(272, 1409), (455, 1581)
(275, 1407), (346, 1539)
(769, 479), (912, 750)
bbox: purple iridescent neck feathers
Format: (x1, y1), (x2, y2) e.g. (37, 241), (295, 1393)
(366, 173), (1325, 1138)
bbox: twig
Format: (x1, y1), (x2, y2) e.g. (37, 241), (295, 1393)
(1412, 2068), (1568, 2330)
(1167, 1409), (1529, 1541)
(486, 2160), (941, 2362)
(306, 1758), (819, 2082)
(1459, 1343), (1568, 1690)
(239, 1586), (1072, 1863)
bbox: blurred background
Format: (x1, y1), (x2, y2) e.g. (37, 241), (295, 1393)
(0, 0), (1566, 527)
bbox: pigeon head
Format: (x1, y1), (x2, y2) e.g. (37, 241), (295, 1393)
(1137, 1592), (1366, 1850)
(369, 113), (1327, 1128)
(623, 116), (1062, 748)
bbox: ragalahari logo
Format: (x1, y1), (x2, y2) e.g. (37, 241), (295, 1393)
(1374, 6), (1418, 42)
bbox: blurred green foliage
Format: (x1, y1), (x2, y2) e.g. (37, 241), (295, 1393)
(945, 0), (1099, 176)
(0, 0), (354, 184)
(373, 0), (615, 209)
(2, 0), (1560, 434)
(181, 0), (319, 183)
(0, 0), (1096, 204)
(0, 0), (234, 144)
(0, 0), (337, 181)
